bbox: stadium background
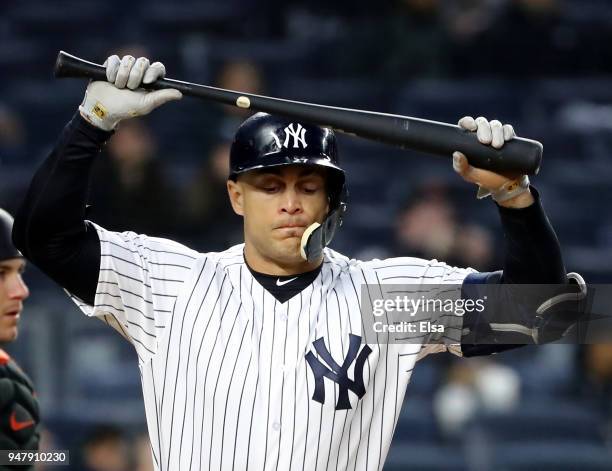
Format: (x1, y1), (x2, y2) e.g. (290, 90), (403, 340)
(1, 0), (612, 469)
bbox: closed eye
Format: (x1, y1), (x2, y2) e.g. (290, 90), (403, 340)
(262, 186), (280, 193)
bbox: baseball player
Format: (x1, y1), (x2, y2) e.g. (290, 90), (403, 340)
(13, 55), (585, 470)
(0, 209), (40, 460)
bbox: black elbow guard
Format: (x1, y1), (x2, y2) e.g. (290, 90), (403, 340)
(531, 272), (588, 344)
(461, 272), (588, 357)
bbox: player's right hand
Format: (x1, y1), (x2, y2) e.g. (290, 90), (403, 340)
(79, 54), (182, 131)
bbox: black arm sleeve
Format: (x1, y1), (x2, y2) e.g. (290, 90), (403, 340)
(12, 113), (113, 305)
(497, 187), (565, 284)
(461, 188), (569, 357)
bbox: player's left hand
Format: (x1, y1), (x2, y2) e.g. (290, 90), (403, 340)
(453, 116), (534, 208)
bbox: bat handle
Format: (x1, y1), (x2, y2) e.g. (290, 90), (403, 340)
(54, 51), (108, 81)
(54, 50), (178, 91)
(54, 50), (202, 96)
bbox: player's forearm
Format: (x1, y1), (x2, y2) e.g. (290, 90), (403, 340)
(497, 187), (565, 283)
(461, 188), (576, 356)
(13, 113), (111, 303)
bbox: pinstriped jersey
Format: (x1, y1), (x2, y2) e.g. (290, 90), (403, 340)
(71, 222), (474, 471)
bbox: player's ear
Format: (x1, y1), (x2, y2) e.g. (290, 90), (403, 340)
(227, 179), (244, 216)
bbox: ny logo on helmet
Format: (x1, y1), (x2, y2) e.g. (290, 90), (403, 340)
(271, 123), (308, 149)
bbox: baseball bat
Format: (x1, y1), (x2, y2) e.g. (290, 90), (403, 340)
(54, 51), (542, 175)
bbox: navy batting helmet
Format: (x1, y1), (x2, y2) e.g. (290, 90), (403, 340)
(0, 208), (21, 262)
(229, 113), (347, 262)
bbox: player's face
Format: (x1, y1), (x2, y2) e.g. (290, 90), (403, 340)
(0, 259), (29, 343)
(228, 165), (329, 272)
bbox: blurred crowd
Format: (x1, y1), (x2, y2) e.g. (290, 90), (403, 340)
(1, 0), (612, 469)
(296, 0), (612, 80)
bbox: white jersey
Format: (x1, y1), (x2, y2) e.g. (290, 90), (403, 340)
(71, 223), (474, 471)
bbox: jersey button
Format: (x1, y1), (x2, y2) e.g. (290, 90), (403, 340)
(280, 314), (288, 321)
(272, 422), (281, 431)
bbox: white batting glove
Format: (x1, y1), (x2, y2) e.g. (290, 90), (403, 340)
(453, 116), (530, 204)
(79, 55), (182, 131)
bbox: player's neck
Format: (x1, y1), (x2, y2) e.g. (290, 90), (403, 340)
(243, 244), (322, 276)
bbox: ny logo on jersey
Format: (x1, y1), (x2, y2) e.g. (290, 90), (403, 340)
(271, 123), (308, 149)
(305, 334), (372, 410)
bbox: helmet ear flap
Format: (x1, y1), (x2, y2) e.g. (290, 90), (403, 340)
(325, 169), (347, 209)
(300, 166), (347, 263)
(300, 202), (346, 263)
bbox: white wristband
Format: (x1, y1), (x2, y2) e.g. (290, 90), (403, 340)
(477, 175), (530, 203)
(79, 99), (118, 131)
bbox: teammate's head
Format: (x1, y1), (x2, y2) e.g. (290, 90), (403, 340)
(227, 113), (347, 273)
(0, 209), (28, 343)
